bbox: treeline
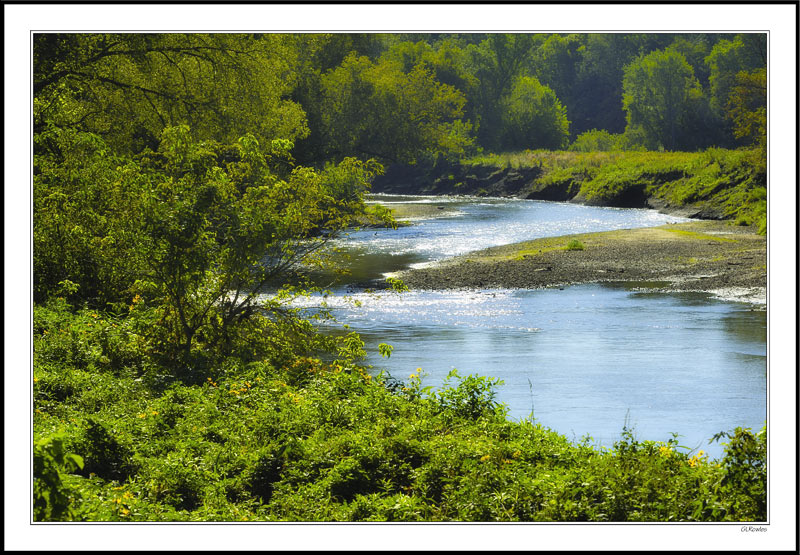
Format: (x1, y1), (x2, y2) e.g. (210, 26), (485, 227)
(35, 33), (766, 170)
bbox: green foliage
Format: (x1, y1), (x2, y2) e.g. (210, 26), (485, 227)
(622, 49), (704, 150)
(34, 123), (383, 368)
(378, 343), (394, 358)
(714, 426), (767, 520)
(565, 240), (585, 251)
(726, 67), (767, 157)
(34, 34), (309, 152)
(569, 129), (633, 152)
(318, 54), (472, 164)
(498, 75), (571, 150)
(706, 34), (766, 117)
(33, 434), (84, 521)
(434, 369), (506, 420)
(462, 148), (765, 234)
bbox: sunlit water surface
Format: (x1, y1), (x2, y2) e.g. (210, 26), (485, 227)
(292, 195), (766, 459)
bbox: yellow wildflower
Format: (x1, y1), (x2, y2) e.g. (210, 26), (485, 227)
(480, 454), (491, 462)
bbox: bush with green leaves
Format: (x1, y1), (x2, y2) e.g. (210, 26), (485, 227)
(33, 434), (84, 521)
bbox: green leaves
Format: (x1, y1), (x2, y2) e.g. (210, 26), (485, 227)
(378, 343), (394, 358)
(318, 54), (470, 164)
(622, 49), (703, 150)
(499, 75), (571, 150)
(33, 434), (85, 521)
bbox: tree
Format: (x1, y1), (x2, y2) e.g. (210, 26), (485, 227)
(726, 67), (767, 155)
(530, 34), (582, 126)
(464, 34), (540, 149)
(705, 34), (766, 117)
(318, 55), (471, 164)
(33, 124), (386, 364)
(571, 34), (672, 136)
(498, 76), (571, 150)
(622, 49), (703, 150)
(33, 33), (308, 153)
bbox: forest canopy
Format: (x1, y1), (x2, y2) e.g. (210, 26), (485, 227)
(35, 32), (767, 165)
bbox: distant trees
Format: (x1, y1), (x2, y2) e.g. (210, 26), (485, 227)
(317, 55), (472, 164)
(34, 31), (769, 166)
(622, 49), (703, 150)
(726, 67), (767, 155)
(499, 76), (570, 150)
(706, 34), (767, 117)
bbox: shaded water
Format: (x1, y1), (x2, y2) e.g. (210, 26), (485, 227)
(301, 195), (767, 459)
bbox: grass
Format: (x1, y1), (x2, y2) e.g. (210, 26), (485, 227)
(664, 229), (738, 243)
(461, 148), (766, 235)
(565, 239), (585, 251)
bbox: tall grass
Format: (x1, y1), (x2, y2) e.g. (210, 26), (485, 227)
(463, 148), (766, 234)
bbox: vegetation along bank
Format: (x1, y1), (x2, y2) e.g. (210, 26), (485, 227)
(373, 148), (767, 234)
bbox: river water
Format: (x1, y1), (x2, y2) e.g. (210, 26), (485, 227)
(300, 194), (767, 459)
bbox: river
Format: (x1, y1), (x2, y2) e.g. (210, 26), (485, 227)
(298, 194), (767, 459)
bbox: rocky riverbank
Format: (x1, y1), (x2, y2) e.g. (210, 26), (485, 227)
(395, 220), (766, 304)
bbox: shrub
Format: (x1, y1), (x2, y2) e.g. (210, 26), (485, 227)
(33, 434), (84, 521)
(565, 239), (585, 251)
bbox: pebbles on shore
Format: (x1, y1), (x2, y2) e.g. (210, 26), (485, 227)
(397, 221), (766, 304)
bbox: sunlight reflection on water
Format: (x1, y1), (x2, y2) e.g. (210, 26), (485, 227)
(286, 196), (764, 459)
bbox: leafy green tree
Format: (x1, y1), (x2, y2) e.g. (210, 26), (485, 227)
(499, 75), (571, 150)
(33, 33), (308, 153)
(622, 49), (703, 150)
(706, 34), (766, 117)
(34, 124), (385, 364)
(464, 34), (540, 149)
(318, 55), (471, 164)
(530, 34), (582, 122)
(667, 35), (714, 88)
(726, 67), (767, 156)
(571, 34), (665, 135)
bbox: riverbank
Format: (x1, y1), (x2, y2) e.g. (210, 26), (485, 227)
(397, 220), (766, 303)
(372, 149), (767, 234)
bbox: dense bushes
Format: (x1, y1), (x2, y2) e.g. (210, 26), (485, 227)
(33, 304), (766, 522)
